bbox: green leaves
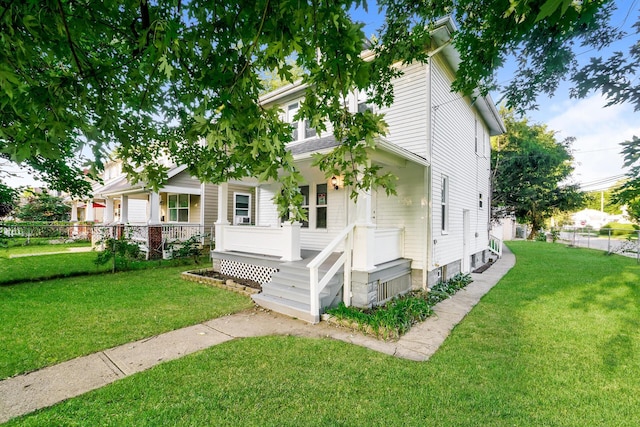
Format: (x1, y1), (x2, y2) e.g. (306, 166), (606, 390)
(492, 109), (585, 237)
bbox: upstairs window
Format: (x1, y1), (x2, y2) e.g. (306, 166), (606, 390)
(287, 103), (299, 141)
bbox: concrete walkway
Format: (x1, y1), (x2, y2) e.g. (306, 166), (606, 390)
(0, 247), (515, 423)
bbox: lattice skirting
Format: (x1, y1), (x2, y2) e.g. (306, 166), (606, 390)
(220, 259), (278, 284)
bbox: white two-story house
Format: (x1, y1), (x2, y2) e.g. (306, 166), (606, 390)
(209, 17), (505, 322)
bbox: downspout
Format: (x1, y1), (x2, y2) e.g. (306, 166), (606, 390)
(423, 56), (434, 290)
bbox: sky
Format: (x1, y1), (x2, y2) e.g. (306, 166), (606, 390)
(351, 0), (640, 192)
(3, 1), (639, 192)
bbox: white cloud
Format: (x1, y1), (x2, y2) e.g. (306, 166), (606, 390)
(531, 94), (639, 189)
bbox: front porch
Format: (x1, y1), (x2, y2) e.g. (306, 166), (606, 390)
(211, 222), (411, 323)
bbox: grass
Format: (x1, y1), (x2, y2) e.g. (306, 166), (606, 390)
(6, 241), (640, 426)
(0, 265), (253, 379)
(0, 248), (210, 285)
(327, 273), (472, 339)
(0, 240), (91, 258)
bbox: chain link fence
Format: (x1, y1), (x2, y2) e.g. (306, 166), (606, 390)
(559, 227), (640, 262)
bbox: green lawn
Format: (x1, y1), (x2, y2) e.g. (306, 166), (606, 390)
(0, 252), (111, 284)
(0, 240), (92, 258)
(0, 266), (253, 379)
(5, 241), (640, 426)
(0, 249), (210, 285)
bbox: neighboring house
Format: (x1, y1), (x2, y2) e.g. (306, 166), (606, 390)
(571, 207), (633, 229)
(210, 17), (506, 322)
(70, 158), (255, 258)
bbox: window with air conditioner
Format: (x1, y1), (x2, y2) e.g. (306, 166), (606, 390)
(234, 192), (251, 225)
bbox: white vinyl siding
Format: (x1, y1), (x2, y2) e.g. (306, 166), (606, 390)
(374, 162), (427, 270)
(430, 55), (492, 268)
(257, 184), (279, 226)
(378, 61), (429, 158)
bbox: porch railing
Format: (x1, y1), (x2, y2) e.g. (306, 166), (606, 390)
(489, 234), (503, 258)
(373, 227), (405, 265)
(162, 224), (205, 242)
(218, 223), (301, 261)
(307, 223), (355, 322)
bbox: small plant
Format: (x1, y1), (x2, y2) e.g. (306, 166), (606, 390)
(95, 236), (143, 272)
(327, 273), (472, 339)
(549, 228), (560, 242)
(536, 231), (548, 242)
(166, 234), (207, 264)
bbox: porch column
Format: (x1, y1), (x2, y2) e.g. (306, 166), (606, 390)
(86, 200), (95, 222)
(104, 198), (114, 224)
(214, 182), (229, 252)
(352, 188), (376, 271)
(281, 221), (302, 261)
(70, 201), (78, 222)
(119, 195), (129, 224)
(147, 192), (162, 260)
(147, 192), (161, 225)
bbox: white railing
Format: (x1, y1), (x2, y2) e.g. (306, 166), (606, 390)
(126, 225), (149, 243)
(307, 223), (355, 322)
(218, 223), (301, 261)
(373, 227), (404, 265)
(489, 234), (503, 258)
(162, 224), (204, 241)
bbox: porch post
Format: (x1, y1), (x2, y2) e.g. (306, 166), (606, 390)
(147, 191), (162, 259)
(86, 200), (95, 222)
(352, 187), (376, 271)
(214, 183), (229, 252)
(119, 195), (129, 224)
(281, 221), (302, 261)
(70, 201), (79, 222)
(148, 192), (161, 225)
(104, 198), (114, 223)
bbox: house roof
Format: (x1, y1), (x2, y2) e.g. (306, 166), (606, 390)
(289, 135), (429, 167)
(92, 164), (190, 198)
(258, 16), (505, 136)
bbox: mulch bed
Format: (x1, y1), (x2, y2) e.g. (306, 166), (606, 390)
(190, 269), (262, 290)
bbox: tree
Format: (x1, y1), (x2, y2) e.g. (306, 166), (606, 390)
(0, 181), (17, 218)
(1, 0), (636, 209)
(613, 136), (640, 222)
(584, 185), (625, 214)
(13, 190), (70, 222)
(492, 109), (585, 239)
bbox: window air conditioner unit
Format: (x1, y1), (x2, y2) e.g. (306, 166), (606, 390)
(235, 216), (251, 225)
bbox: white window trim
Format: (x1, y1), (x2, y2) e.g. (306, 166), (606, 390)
(286, 101), (318, 142)
(233, 192), (252, 224)
(167, 193), (190, 223)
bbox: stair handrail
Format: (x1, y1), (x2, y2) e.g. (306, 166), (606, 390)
(489, 234), (503, 258)
(307, 223), (356, 318)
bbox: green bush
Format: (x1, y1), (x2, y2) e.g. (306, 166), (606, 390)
(599, 222), (639, 237)
(327, 273), (472, 339)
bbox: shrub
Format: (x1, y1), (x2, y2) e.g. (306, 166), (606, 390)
(327, 273), (472, 339)
(599, 222), (639, 237)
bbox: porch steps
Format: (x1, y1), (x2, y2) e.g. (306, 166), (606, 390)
(252, 254), (344, 324)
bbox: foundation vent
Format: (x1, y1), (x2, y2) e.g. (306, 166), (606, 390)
(376, 274), (412, 305)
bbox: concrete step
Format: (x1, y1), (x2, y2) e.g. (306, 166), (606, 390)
(251, 293), (319, 323)
(262, 280), (337, 304)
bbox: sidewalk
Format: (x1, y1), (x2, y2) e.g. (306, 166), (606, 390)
(0, 247), (515, 423)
